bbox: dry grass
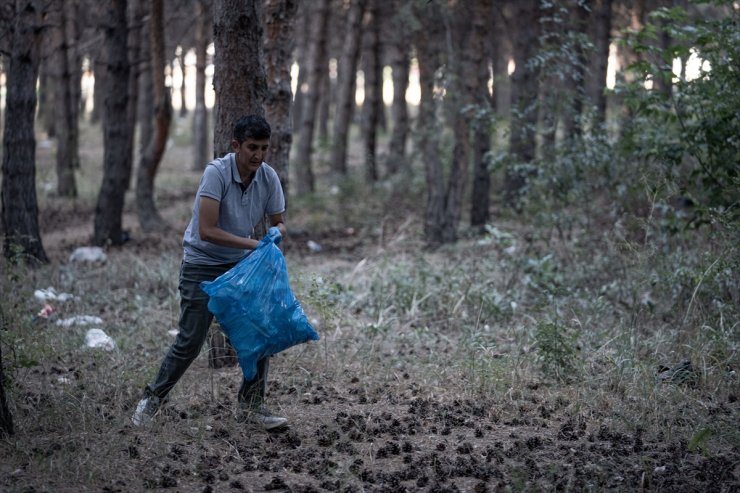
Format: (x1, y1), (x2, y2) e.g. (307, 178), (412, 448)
(0, 114), (738, 491)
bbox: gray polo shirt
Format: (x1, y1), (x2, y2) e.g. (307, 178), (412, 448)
(182, 153), (285, 265)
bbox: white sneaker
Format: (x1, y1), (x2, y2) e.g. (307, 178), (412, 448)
(131, 396), (161, 426)
(242, 405), (288, 430)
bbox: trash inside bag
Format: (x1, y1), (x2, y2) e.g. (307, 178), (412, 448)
(201, 227), (320, 380)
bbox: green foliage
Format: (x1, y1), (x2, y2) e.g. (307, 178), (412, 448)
(688, 427), (713, 455)
(620, 2), (740, 218)
(533, 320), (580, 380)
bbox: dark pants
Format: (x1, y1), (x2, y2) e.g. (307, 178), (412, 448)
(145, 261), (268, 406)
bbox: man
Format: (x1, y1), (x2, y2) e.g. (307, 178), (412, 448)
(132, 114), (288, 430)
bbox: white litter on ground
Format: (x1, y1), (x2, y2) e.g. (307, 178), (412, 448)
(84, 328), (116, 351)
(57, 316), (104, 328)
(34, 287), (74, 302)
(168, 329), (179, 336)
(307, 240), (322, 253)
(69, 246), (108, 263)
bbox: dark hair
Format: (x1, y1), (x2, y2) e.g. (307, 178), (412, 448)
(233, 114), (271, 142)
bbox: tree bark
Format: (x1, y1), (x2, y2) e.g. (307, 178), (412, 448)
(213, 0), (267, 157)
(192, 0), (210, 169)
(470, 2), (494, 228)
(413, 2), (445, 246)
(0, 308), (12, 436)
(93, 0), (132, 247)
(1, 0), (48, 263)
(317, 54), (332, 144)
(491, 4), (512, 126)
(294, 0), (330, 194)
(90, 54), (107, 124)
(49, 0), (78, 197)
(126, 0), (143, 173)
(385, 0), (410, 176)
(177, 49), (188, 117)
(505, 0), (541, 209)
(585, 0), (612, 125)
(263, 0), (298, 197)
(38, 63), (55, 138)
(330, 0), (366, 176)
(291, 2), (311, 133)
(560, 0), (589, 139)
(361, 0), (382, 183)
(210, 0), (267, 367)
(136, 0), (172, 232)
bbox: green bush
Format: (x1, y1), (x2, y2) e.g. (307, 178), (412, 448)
(620, 2), (739, 220)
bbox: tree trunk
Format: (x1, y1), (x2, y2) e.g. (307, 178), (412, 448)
(264, 0), (298, 197)
(491, 4), (512, 127)
(136, 0), (172, 232)
(0, 59), (3, 131)
(413, 3), (445, 246)
(1, 0), (48, 264)
(137, 23), (153, 170)
(210, 0), (267, 368)
(178, 49), (188, 117)
(361, 0), (381, 183)
(317, 56), (332, 144)
(291, 2), (311, 133)
(38, 64), (55, 138)
(66, 0), (82, 167)
(385, 0), (410, 176)
(330, 0), (366, 176)
(90, 54), (107, 124)
(505, 0), (541, 209)
(560, 0), (589, 139)
(438, 1), (479, 244)
(93, 0), (132, 247)
(470, 2), (494, 228)
(213, 0), (267, 157)
(126, 0), (143, 171)
(192, 0), (210, 169)
(294, 0), (330, 194)
(49, 0), (78, 197)
(586, 0), (612, 125)
(0, 304), (12, 436)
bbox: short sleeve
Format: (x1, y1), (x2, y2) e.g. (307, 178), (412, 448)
(265, 167), (286, 215)
(199, 164), (225, 202)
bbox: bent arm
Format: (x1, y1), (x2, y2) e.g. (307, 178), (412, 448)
(269, 212), (287, 238)
(198, 197), (260, 250)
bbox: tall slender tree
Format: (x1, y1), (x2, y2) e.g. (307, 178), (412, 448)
(361, 0), (382, 183)
(470, 1), (494, 228)
(213, 0), (266, 157)
(505, 0), (541, 208)
(93, 0), (132, 246)
(1, 0), (48, 263)
(0, 305), (12, 436)
(48, 0), (78, 197)
(585, 0), (613, 125)
(291, 2), (311, 132)
(136, 0), (172, 232)
(412, 0), (445, 246)
(192, 0), (210, 169)
(330, 0), (367, 176)
(294, 0), (330, 194)
(385, 0), (411, 176)
(209, 0), (267, 367)
(264, 0), (298, 195)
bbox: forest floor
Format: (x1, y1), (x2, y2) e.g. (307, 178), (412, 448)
(1, 118), (738, 492)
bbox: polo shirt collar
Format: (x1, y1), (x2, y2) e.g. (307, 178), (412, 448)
(230, 152), (264, 186)
(229, 153), (243, 185)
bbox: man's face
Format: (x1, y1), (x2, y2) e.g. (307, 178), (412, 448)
(233, 138), (269, 175)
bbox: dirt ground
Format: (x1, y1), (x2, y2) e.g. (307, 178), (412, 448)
(1, 131), (738, 492)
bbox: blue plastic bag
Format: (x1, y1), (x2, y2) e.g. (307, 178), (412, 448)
(201, 227), (320, 380)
